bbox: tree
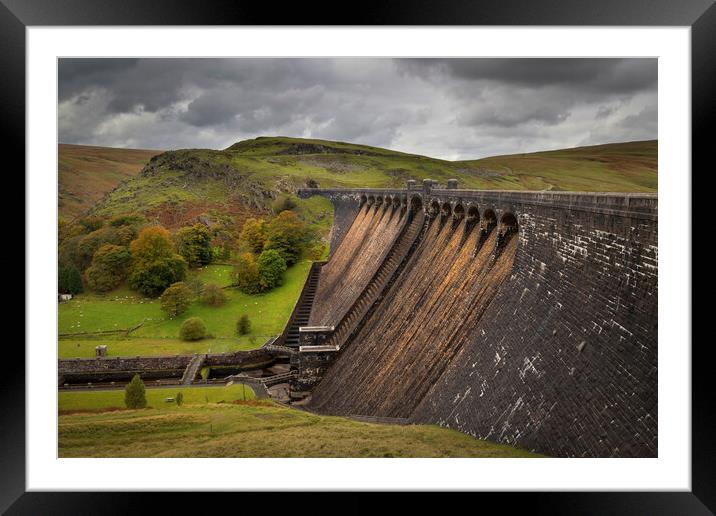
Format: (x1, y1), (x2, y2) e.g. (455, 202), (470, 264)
(175, 224), (212, 268)
(124, 374), (147, 409)
(240, 218), (267, 254)
(175, 391), (184, 407)
(85, 244), (131, 292)
(180, 317), (207, 341)
(264, 210), (307, 266)
(232, 252), (261, 294)
(160, 282), (193, 317)
(236, 314), (251, 336)
(128, 226), (187, 297)
(200, 283), (227, 307)
(58, 263), (83, 295)
(257, 249), (287, 290)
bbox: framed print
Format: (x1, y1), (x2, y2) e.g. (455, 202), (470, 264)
(6, 0), (712, 513)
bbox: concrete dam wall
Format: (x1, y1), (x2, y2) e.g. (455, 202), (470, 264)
(297, 183), (657, 458)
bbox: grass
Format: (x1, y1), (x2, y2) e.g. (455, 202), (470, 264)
(58, 262), (312, 358)
(58, 399), (543, 458)
(59, 384), (256, 413)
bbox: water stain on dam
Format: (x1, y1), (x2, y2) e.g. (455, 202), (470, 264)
(308, 203), (518, 419)
(311, 198), (405, 327)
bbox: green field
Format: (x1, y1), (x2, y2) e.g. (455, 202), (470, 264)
(59, 384), (256, 413)
(58, 262), (311, 358)
(58, 398), (542, 458)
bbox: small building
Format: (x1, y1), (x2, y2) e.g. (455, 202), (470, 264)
(58, 293), (73, 302)
(95, 345), (107, 357)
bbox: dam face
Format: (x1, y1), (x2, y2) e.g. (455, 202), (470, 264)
(296, 183), (658, 458)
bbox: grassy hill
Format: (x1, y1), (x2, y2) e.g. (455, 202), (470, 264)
(75, 137), (656, 229)
(58, 394), (541, 458)
(59, 144), (162, 220)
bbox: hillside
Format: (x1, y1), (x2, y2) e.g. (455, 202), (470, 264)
(59, 144), (162, 220)
(78, 137), (656, 229)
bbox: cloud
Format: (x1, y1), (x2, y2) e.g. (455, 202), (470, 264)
(58, 58), (657, 160)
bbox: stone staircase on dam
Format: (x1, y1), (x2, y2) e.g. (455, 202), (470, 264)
(282, 265), (321, 349)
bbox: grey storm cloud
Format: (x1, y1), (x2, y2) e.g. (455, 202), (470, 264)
(58, 58), (657, 160)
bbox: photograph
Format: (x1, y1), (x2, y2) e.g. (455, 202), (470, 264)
(56, 57), (658, 459)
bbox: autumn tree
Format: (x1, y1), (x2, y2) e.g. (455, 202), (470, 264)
(160, 282), (193, 317)
(174, 224), (212, 268)
(128, 226), (187, 297)
(85, 244), (132, 292)
(257, 249), (287, 291)
(264, 210), (308, 266)
(240, 218), (268, 254)
(232, 252), (261, 294)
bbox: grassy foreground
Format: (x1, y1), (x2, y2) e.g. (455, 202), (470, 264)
(58, 397), (541, 458)
(58, 262), (311, 358)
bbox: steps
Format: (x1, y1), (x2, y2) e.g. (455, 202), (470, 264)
(283, 265), (321, 348)
(181, 354), (205, 385)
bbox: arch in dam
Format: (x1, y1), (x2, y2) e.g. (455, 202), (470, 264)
(367, 195), (375, 206)
(466, 204), (480, 223)
(410, 195), (423, 212)
(392, 196), (401, 209)
(500, 212), (519, 234)
(441, 202), (452, 217)
(453, 203), (465, 221)
(359, 194), (368, 206)
(482, 208), (497, 229)
(428, 199), (440, 217)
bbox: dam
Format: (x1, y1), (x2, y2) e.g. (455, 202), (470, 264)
(293, 179), (658, 458)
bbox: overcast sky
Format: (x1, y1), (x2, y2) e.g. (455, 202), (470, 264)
(58, 58), (657, 161)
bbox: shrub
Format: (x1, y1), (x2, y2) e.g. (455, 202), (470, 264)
(236, 314), (251, 336)
(85, 244), (131, 292)
(128, 226), (187, 297)
(175, 391), (184, 407)
(232, 252), (261, 294)
(160, 282), (193, 317)
(257, 249), (287, 290)
(200, 283), (227, 307)
(271, 194), (297, 215)
(124, 374), (147, 409)
(174, 224), (212, 268)
(240, 218), (267, 254)
(186, 276), (205, 297)
(180, 317), (207, 341)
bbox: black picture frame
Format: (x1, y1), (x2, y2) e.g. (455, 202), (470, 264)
(6, 0), (711, 513)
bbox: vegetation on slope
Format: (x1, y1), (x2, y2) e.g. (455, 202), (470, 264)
(58, 397), (541, 458)
(58, 262), (312, 358)
(58, 144), (161, 220)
